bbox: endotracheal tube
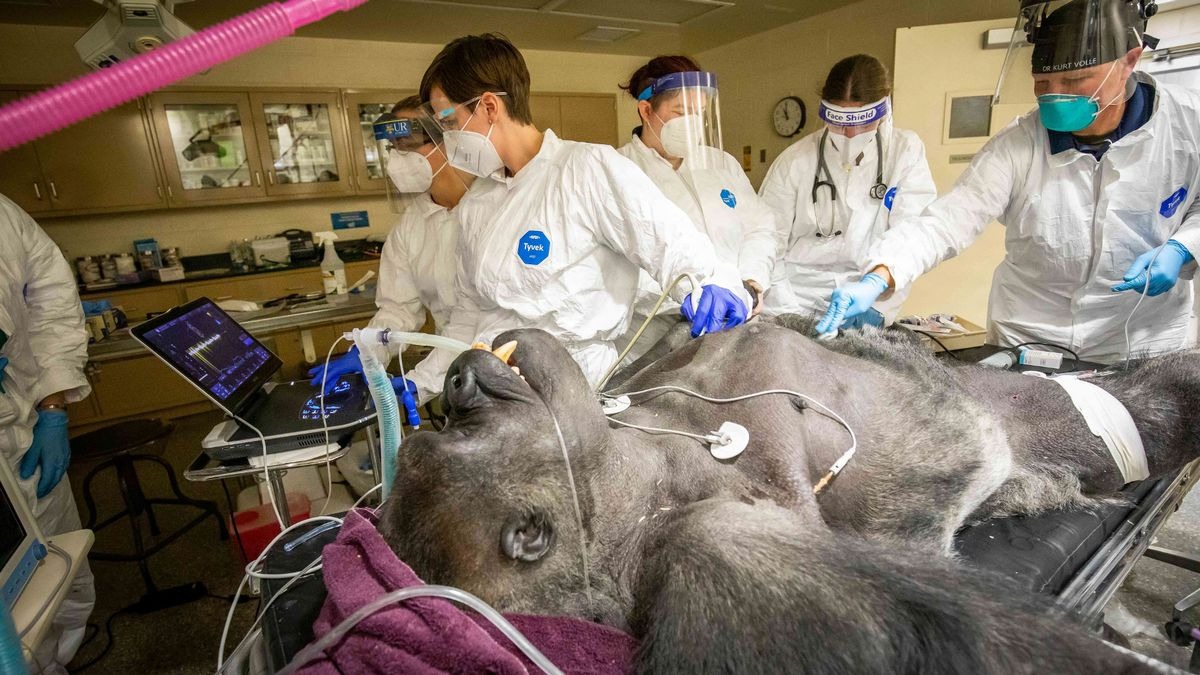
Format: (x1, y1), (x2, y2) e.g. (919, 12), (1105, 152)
(348, 328), (472, 497)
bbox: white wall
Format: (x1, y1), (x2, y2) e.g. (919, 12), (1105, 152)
(0, 24), (647, 261)
(700, 1), (1200, 325)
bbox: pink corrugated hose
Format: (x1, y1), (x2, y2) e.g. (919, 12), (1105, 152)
(0, 0), (368, 153)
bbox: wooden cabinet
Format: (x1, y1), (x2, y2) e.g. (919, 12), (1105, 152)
(87, 354), (209, 418)
(343, 90), (413, 194)
(0, 90), (166, 215)
(105, 286), (185, 321)
(529, 93), (619, 146)
(149, 91), (268, 205)
(249, 91), (353, 198)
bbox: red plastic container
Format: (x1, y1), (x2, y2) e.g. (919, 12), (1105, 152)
(228, 493), (312, 562)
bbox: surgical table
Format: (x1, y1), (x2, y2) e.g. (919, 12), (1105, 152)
(237, 345), (1200, 673)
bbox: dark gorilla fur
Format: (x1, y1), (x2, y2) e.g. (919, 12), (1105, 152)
(378, 325), (1189, 674)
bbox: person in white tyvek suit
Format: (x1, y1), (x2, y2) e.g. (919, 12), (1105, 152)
(416, 34), (752, 386)
(616, 56), (779, 362)
(758, 54), (937, 327)
(817, 0), (1200, 364)
(308, 96), (483, 411)
(0, 194), (94, 674)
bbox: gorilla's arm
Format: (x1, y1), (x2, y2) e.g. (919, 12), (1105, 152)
(630, 499), (1152, 675)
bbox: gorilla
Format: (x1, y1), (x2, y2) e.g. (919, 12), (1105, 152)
(377, 322), (1197, 673)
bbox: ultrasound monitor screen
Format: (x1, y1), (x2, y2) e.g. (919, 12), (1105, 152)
(0, 490), (24, 573)
(134, 299), (281, 413)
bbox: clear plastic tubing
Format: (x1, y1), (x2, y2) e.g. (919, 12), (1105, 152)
(342, 328), (472, 355)
(278, 585), (564, 675)
(0, 0), (368, 152)
(0, 606), (24, 675)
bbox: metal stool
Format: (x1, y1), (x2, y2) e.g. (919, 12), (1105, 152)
(74, 419), (227, 606)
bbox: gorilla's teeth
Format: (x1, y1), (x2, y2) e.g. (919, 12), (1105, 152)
(471, 342), (490, 350)
(493, 340), (518, 364)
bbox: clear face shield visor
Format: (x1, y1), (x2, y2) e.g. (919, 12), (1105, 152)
(374, 113), (440, 214)
(639, 71), (723, 170)
(994, 0), (1157, 107)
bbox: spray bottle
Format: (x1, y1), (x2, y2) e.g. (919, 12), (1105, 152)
(313, 232), (346, 303)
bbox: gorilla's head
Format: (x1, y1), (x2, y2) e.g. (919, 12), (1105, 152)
(377, 328), (610, 619)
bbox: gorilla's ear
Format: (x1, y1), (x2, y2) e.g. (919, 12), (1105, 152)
(501, 510), (554, 562)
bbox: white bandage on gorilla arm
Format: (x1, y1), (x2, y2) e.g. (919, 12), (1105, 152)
(1051, 375), (1149, 483)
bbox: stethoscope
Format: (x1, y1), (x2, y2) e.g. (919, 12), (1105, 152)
(811, 128), (887, 238)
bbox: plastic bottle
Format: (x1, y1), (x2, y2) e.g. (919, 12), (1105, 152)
(313, 231), (346, 303)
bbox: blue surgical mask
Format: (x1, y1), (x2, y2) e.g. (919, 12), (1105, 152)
(1036, 94), (1102, 132)
(1036, 60), (1122, 133)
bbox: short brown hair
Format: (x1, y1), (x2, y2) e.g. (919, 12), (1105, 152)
(391, 95), (423, 116)
(620, 55), (703, 103)
(419, 34), (533, 125)
(821, 54), (892, 104)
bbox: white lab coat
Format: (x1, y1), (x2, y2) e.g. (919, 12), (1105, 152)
(867, 73), (1200, 363)
(758, 121), (937, 322)
(369, 193), (461, 403)
(0, 194), (94, 674)
(616, 135), (778, 360)
(445, 129), (750, 386)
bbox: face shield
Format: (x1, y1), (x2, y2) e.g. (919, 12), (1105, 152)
(375, 112), (440, 213)
(994, 0), (1158, 109)
(638, 71), (723, 170)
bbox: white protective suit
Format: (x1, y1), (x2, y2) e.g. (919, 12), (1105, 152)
(0, 194), (95, 674)
(758, 120), (937, 322)
(866, 73), (1200, 363)
(616, 134), (778, 359)
(444, 129), (750, 385)
(368, 193), (461, 403)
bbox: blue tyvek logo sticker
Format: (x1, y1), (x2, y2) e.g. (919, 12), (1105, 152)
(884, 187), (898, 211)
(1161, 187), (1188, 218)
(517, 230), (550, 266)
(720, 189), (737, 208)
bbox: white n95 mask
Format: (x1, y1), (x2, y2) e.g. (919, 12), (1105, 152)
(443, 128), (504, 178)
(834, 132), (874, 166)
(386, 147), (442, 194)
(658, 113), (707, 159)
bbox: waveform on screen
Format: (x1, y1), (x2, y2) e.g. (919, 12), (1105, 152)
(187, 334), (222, 372)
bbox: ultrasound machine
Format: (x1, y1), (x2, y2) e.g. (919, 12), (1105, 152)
(132, 298), (376, 461)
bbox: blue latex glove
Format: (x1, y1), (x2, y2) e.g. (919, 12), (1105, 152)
(680, 285), (749, 338)
(19, 409), (71, 498)
(0, 356), (7, 393)
(389, 377), (421, 428)
(815, 272), (890, 335)
(308, 346), (362, 395)
(1112, 240), (1195, 297)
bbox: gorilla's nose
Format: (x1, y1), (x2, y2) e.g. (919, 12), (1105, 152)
(445, 363), (480, 413)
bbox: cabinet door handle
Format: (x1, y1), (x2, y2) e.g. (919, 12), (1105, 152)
(156, 186), (164, 200)
(285, 286), (304, 291)
(268, 171), (275, 185)
(48, 181), (58, 200)
(166, 185), (174, 198)
(254, 171), (262, 186)
(33, 183), (43, 200)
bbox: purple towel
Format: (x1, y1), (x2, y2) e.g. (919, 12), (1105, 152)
(297, 509), (636, 674)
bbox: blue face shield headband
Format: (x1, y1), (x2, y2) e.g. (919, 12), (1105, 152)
(636, 71), (719, 101)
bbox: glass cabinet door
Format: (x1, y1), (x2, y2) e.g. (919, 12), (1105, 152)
(343, 91), (411, 193)
(250, 92), (352, 197)
(149, 92), (267, 204)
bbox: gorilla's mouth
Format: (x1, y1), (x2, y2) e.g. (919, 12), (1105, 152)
(471, 340), (525, 382)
